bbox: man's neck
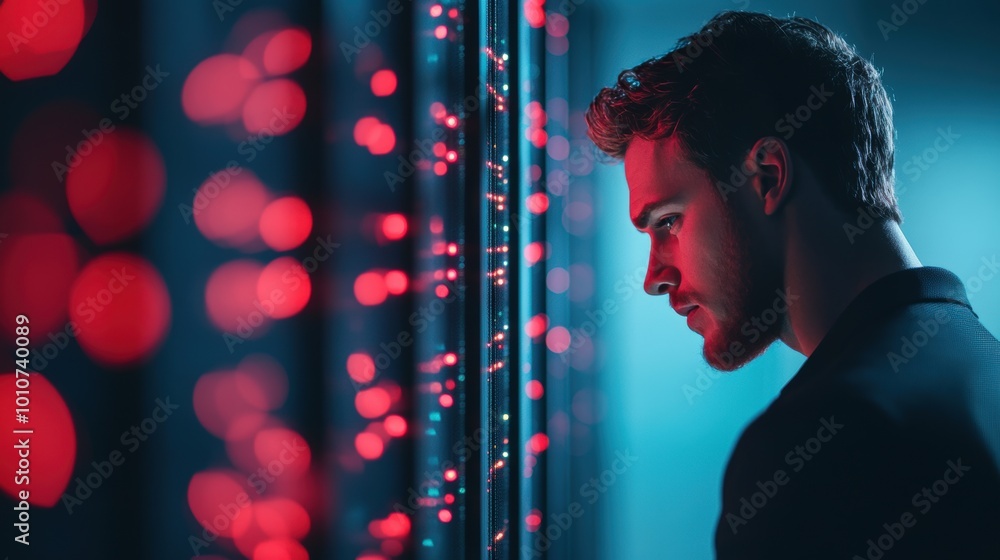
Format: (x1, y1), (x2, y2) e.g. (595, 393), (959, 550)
(780, 218), (922, 357)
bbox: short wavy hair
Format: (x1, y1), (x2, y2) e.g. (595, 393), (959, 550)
(586, 11), (901, 223)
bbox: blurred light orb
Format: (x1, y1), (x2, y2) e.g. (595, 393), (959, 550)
(262, 28), (312, 75)
(193, 170), (271, 249)
(259, 196), (313, 251)
(183, 54), (261, 124)
(242, 78), (306, 135)
(0, 373), (75, 506)
(69, 253), (171, 366)
(256, 256), (311, 319)
(204, 260), (268, 334)
(0, 0), (87, 80)
(66, 128), (166, 245)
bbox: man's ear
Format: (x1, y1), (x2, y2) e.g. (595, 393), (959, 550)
(745, 137), (793, 216)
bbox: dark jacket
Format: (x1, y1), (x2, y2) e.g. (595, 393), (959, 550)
(715, 267), (1000, 559)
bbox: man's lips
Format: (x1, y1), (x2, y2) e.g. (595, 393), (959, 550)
(672, 303), (698, 317)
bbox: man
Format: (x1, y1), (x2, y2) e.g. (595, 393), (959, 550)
(586, 10), (1000, 559)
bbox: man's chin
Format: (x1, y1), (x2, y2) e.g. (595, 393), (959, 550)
(701, 331), (769, 372)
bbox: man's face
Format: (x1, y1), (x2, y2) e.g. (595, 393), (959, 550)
(623, 136), (782, 370)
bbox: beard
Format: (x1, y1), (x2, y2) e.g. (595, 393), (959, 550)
(702, 201), (785, 372)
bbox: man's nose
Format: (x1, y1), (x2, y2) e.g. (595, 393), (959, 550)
(644, 250), (678, 296)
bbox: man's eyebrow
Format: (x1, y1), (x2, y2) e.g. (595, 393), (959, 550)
(631, 199), (674, 231)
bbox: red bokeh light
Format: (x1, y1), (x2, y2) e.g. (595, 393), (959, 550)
(69, 253), (171, 366)
(545, 326), (571, 354)
(438, 509), (453, 523)
(183, 54), (261, 124)
(0, 373), (75, 506)
(0, 234), (79, 341)
(439, 394), (454, 408)
(193, 171), (271, 249)
(355, 387), (391, 419)
(355, 432), (384, 460)
(256, 256), (311, 319)
(187, 470), (250, 538)
(383, 270), (408, 295)
(253, 538), (309, 560)
(527, 192), (549, 214)
(242, 78), (306, 135)
(381, 214), (407, 240)
(347, 353), (376, 384)
(66, 128), (166, 245)
(354, 272), (388, 306)
(528, 433), (550, 454)
(204, 260), (268, 334)
(0, 0), (87, 80)
(525, 313), (549, 338)
(254, 428), (311, 476)
(384, 415), (407, 437)
(260, 196), (313, 251)
(525, 380), (544, 400)
(262, 28), (312, 75)
(368, 124), (396, 155)
(434, 25), (448, 39)
(444, 469), (457, 482)
(371, 69), (397, 97)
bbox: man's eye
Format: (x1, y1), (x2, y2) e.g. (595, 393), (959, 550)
(654, 215), (679, 231)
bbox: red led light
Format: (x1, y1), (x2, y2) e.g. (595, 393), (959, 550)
(256, 256), (311, 319)
(355, 387), (391, 418)
(434, 25), (448, 39)
(439, 394), (454, 408)
(384, 270), (409, 295)
(430, 4), (443, 17)
(381, 213), (408, 240)
(546, 326), (571, 353)
(445, 115), (459, 128)
(384, 415), (407, 437)
(259, 196), (313, 251)
(0, 0), (87, 81)
(262, 27), (312, 76)
(70, 253), (171, 366)
(434, 161), (448, 175)
(444, 469), (458, 482)
(443, 352), (457, 365)
(243, 78), (306, 135)
(371, 69), (398, 96)
(525, 380), (544, 400)
(355, 272), (388, 306)
(528, 433), (550, 454)
(445, 150), (458, 163)
(356, 432), (384, 460)
(435, 284), (449, 298)
(183, 54), (261, 124)
(347, 353), (376, 384)
(446, 243), (458, 255)
(0, 373), (75, 506)
(438, 509), (453, 523)
(527, 192), (549, 214)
